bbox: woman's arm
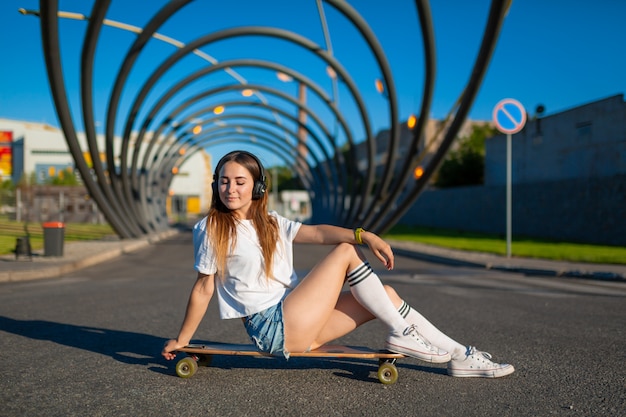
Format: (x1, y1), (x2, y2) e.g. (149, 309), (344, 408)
(162, 272), (215, 360)
(294, 224), (394, 270)
(294, 224), (356, 245)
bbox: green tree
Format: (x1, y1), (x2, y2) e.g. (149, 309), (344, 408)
(0, 179), (15, 212)
(18, 172), (37, 187)
(47, 168), (81, 186)
(266, 165), (304, 191)
(434, 124), (498, 188)
(0, 179), (14, 191)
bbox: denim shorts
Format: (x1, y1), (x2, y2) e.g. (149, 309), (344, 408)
(243, 301), (289, 359)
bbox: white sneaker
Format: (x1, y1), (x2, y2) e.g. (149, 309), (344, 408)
(447, 346), (515, 378)
(385, 324), (451, 363)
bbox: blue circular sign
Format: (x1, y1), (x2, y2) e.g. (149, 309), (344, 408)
(492, 98), (526, 134)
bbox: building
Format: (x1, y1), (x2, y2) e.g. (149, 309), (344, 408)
(355, 117), (486, 173)
(399, 94), (626, 246)
(486, 94), (626, 185)
(0, 118), (211, 222)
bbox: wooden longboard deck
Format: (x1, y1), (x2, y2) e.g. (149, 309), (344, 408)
(174, 342), (405, 383)
(179, 342), (404, 359)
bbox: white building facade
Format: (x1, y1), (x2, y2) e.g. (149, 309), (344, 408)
(0, 118), (212, 219)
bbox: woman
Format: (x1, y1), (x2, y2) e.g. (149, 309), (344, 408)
(162, 150), (514, 378)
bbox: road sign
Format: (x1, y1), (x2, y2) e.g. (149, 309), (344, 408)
(492, 98), (526, 258)
(492, 98), (526, 134)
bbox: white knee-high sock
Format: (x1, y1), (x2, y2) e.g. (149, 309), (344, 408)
(347, 262), (408, 334)
(398, 300), (466, 359)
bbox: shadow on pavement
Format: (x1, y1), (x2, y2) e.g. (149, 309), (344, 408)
(0, 315), (169, 373)
(0, 315), (446, 381)
(208, 354), (447, 382)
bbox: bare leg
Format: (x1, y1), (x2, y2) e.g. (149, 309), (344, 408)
(310, 286), (404, 350)
(283, 243), (450, 364)
(283, 243), (366, 352)
(284, 242), (409, 352)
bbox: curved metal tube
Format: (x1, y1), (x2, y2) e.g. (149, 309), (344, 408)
(38, 0), (132, 237)
(30, 0), (510, 239)
(146, 104), (336, 218)
(376, 0), (512, 233)
(80, 0), (145, 236)
(145, 86), (345, 217)
(117, 25), (375, 223)
(125, 60), (356, 223)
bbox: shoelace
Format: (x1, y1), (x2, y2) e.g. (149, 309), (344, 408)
(467, 346), (497, 365)
(404, 324), (433, 348)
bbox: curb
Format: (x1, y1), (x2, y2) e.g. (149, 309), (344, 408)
(392, 244), (626, 282)
(2, 232), (624, 283)
(0, 230), (179, 283)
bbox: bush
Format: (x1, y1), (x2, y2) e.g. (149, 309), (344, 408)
(434, 124), (498, 188)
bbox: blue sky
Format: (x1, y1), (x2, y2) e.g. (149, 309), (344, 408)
(1, 0), (625, 165)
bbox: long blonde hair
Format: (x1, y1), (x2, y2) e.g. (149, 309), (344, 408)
(206, 151), (278, 279)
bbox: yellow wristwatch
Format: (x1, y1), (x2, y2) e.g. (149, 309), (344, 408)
(354, 227), (365, 245)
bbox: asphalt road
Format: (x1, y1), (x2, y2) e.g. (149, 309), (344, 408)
(1, 232), (624, 417)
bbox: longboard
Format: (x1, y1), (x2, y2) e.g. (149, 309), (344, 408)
(175, 342), (405, 384)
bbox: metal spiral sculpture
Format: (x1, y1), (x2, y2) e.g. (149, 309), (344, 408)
(21, 0), (511, 238)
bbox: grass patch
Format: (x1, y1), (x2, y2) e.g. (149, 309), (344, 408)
(384, 225), (626, 265)
(0, 219), (116, 255)
(2, 219), (624, 265)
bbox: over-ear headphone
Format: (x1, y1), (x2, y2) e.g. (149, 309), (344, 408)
(212, 150), (267, 200)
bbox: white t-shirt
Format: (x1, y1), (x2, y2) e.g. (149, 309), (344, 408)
(193, 212), (302, 319)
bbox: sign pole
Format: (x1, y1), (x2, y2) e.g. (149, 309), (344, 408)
(492, 98), (526, 259)
(506, 133), (512, 258)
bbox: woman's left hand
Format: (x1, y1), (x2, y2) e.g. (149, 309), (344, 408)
(362, 232), (394, 270)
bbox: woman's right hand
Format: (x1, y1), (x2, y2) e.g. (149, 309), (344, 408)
(161, 338), (187, 360)
(162, 273), (214, 360)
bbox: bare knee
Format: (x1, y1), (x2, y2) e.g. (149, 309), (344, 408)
(333, 241), (362, 256)
(330, 242), (365, 269)
(383, 285), (403, 308)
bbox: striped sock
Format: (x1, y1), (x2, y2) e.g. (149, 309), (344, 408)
(398, 300), (466, 358)
(347, 262), (408, 333)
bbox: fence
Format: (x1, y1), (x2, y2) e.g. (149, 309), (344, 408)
(399, 175), (626, 246)
(0, 185), (106, 224)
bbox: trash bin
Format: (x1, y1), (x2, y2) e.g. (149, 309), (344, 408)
(42, 222), (65, 257)
(15, 236), (32, 260)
